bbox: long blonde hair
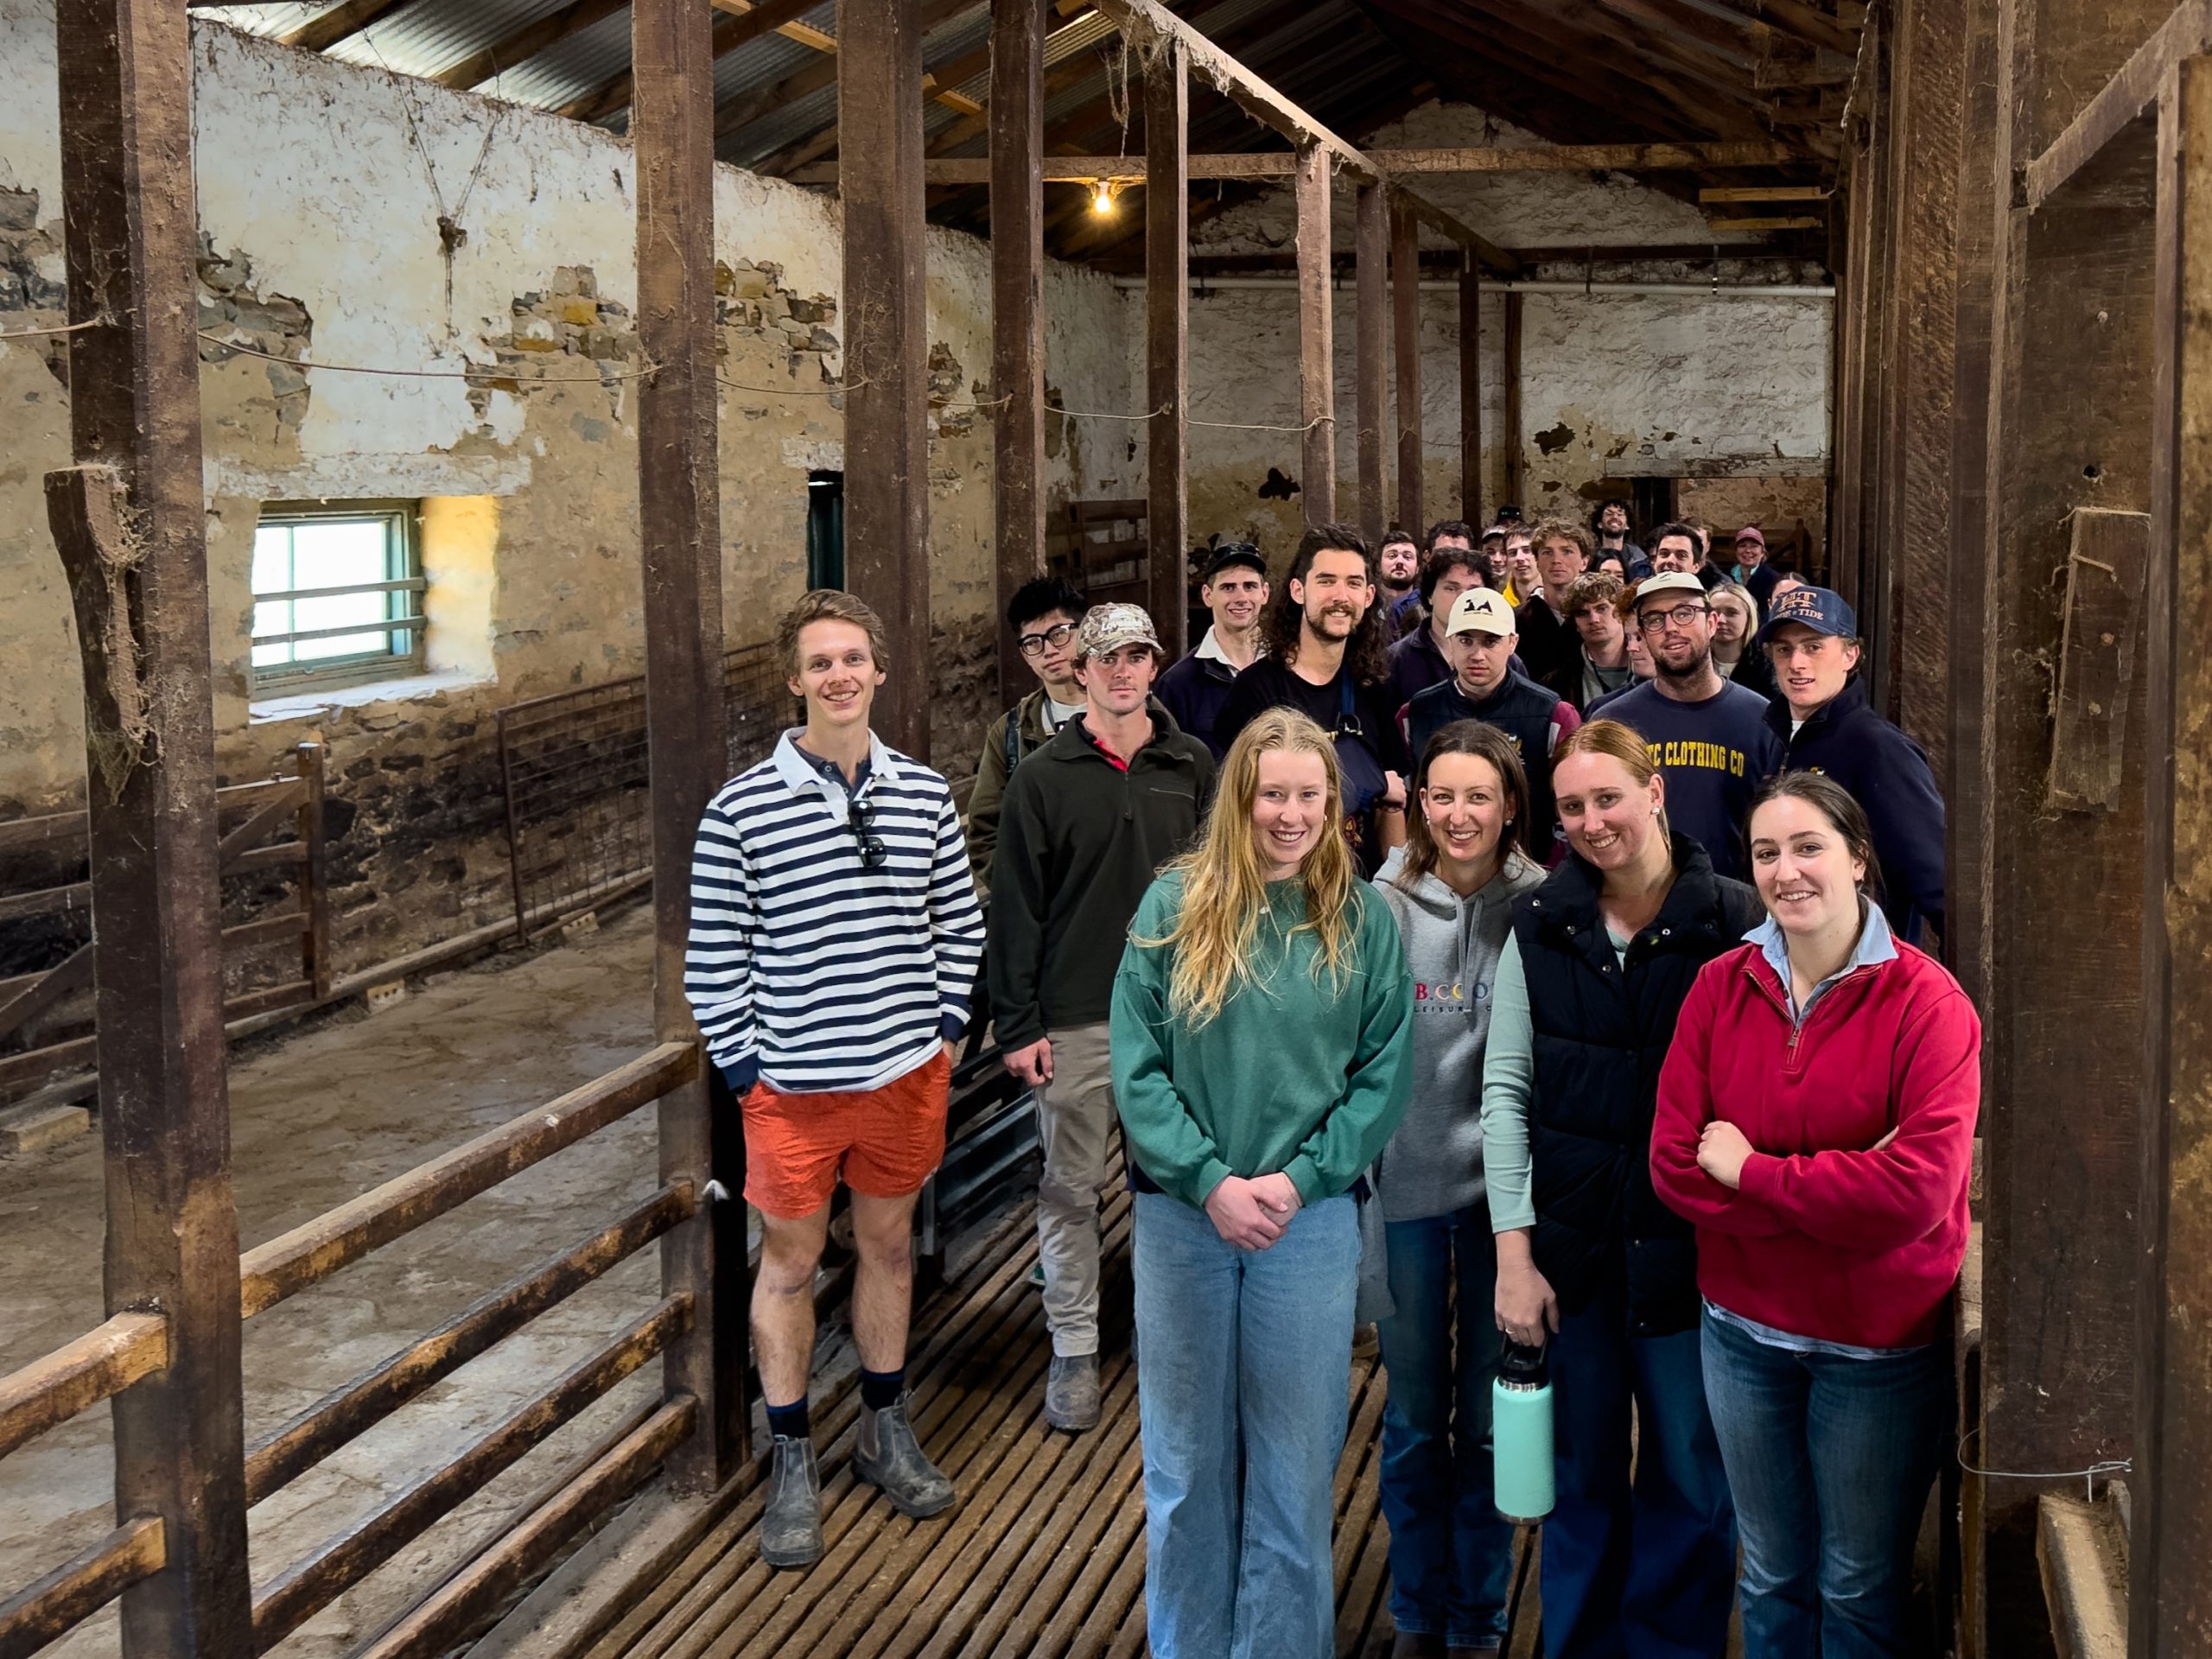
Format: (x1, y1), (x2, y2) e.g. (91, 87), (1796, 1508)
(1145, 708), (1365, 1027)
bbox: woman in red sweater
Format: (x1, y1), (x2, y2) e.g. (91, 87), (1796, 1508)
(1650, 772), (1979, 1658)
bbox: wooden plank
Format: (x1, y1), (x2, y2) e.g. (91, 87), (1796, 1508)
(1146, 33), (1189, 646)
(1706, 213), (1826, 229)
(0, 941), (94, 1044)
(1355, 182), (1389, 548)
(1459, 254), (1483, 522)
(48, 1), (251, 1653)
(220, 912), (308, 950)
(633, 0), (744, 1497)
(0, 810), (87, 855)
(236, 1043), (694, 1318)
(250, 1298), (691, 1653)
(2136, 49), (2212, 1658)
(350, 1398), (696, 1659)
(1296, 145), (1337, 526)
(559, 0), (821, 123)
(2024, 0), (2212, 209)
(1392, 194), (1424, 537)
(906, 140), (1810, 183)
(1699, 183), (1834, 200)
(243, 1185), (694, 1505)
(0, 1517), (166, 1659)
(297, 744), (330, 999)
(223, 841), (305, 874)
(2045, 510), (2152, 810)
(990, 0), (1049, 706)
(2036, 1492), (2130, 1659)
(279, 0), (407, 53)
(0, 1310), (166, 1464)
(840, 0), (932, 760)
(0, 881), (91, 926)
(1503, 290), (1524, 507)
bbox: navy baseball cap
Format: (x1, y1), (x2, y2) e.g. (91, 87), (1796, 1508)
(1757, 584), (1857, 645)
(1202, 542), (1268, 582)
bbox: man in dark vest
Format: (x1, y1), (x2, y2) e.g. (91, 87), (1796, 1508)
(1405, 588), (1582, 858)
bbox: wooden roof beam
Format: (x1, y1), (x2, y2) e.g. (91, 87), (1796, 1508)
(560, 0), (822, 122)
(435, 0), (626, 92)
(280, 0), (410, 54)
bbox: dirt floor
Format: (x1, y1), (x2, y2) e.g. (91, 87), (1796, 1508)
(0, 902), (676, 1659)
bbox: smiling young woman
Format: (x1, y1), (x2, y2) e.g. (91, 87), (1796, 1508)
(1109, 707), (1414, 1659)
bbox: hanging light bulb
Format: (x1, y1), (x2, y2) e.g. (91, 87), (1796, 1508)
(1091, 180), (1116, 215)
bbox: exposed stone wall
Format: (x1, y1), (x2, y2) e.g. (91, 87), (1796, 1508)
(0, 3), (1139, 976)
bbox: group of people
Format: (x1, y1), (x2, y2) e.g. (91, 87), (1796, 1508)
(682, 500), (1974, 1659)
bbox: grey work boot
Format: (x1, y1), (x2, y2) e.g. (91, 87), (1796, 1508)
(855, 1396), (956, 1517)
(758, 1435), (823, 1568)
(1044, 1353), (1102, 1432)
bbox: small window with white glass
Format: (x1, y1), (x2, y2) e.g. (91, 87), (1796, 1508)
(251, 505), (425, 693)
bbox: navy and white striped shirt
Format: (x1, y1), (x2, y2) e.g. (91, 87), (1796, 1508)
(684, 730), (986, 1094)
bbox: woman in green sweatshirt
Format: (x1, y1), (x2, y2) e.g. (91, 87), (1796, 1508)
(1111, 706), (1414, 1659)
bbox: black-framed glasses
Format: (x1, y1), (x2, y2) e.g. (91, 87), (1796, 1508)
(1637, 602), (1711, 633)
(848, 801), (887, 868)
(1016, 620), (1077, 658)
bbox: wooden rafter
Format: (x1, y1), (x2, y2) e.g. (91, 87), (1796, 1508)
(280, 0), (411, 54)
(435, 0), (625, 92)
(559, 0), (821, 122)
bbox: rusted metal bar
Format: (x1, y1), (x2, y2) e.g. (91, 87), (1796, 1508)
(296, 744), (330, 1000)
(839, 0), (932, 759)
(634, 0), (742, 1494)
(244, 1184), (694, 1505)
(1355, 181), (1388, 550)
(1392, 193), (1424, 537)
(991, 0), (1049, 704)
(0, 1516), (166, 1659)
(236, 1042), (695, 1319)
(0, 1311), (167, 1463)
(1295, 145), (1338, 526)
(250, 1298), (691, 1652)
(48, 0), (251, 1652)
(1146, 31), (1189, 649)
(344, 1397), (696, 1659)
(1459, 254), (1483, 520)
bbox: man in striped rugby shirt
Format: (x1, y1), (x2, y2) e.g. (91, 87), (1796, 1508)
(685, 588), (986, 1569)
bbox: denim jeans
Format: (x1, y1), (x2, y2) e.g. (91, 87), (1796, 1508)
(1376, 1208), (1516, 1649)
(1700, 1309), (1953, 1659)
(1132, 1188), (1359, 1659)
(1544, 1281), (1736, 1659)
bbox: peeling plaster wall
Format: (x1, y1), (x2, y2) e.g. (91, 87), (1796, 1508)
(1181, 97), (1832, 559)
(0, 1), (1138, 976)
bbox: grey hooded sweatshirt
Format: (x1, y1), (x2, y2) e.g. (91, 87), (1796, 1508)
(1368, 842), (1546, 1223)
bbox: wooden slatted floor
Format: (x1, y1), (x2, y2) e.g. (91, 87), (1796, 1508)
(575, 1179), (1541, 1659)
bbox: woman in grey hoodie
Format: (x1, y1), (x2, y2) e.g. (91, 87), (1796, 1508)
(1370, 721), (1546, 1659)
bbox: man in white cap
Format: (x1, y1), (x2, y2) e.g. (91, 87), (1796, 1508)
(988, 602), (1216, 1433)
(1405, 587), (1583, 855)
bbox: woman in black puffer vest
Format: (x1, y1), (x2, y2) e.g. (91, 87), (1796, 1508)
(1480, 720), (1760, 1659)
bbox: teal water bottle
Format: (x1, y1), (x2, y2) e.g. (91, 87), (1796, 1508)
(1492, 1338), (1554, 1522)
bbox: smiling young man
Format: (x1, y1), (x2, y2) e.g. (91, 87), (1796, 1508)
(1404, 587), (1581, 857)
(990, 604), (1215, 1432)
(1159, 543), (1269, 760)
(1515, 517), (1592, 691)
(964, 577), (1089, 892)
(1592, 499), (1648, 578)
(686, 589), (986, 1568)
(1596, 571), (1785, 882)
(1758, 585), (1946, 942)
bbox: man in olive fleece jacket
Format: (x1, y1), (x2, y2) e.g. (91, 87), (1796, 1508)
(989, 605), (1215, 1430)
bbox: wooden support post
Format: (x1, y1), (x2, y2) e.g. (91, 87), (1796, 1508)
(44, 3), (252, 1652)
(1294, 145), (1336, 527)
(1459, 253), (1482, 523)
(632, 0), (741, 1490)
(1967, 0), (2168, 1644)
(1502, 290), (1524, 509)
(2139, 48), (2212, 1658)
(1354, 182), (1389, 550)
(1392, 194), (1424, 538)
(990, 0), (1048, 706)
(1144, 34), (1188, 649)
(840, 0), (931, 758)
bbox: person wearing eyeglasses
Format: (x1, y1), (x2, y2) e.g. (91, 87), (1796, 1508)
(684, 588), (987, 1570)
(990, 604), (1216, 1433)
(1592, 572), (1785, 882)
(1159, 544), (1271, 761)
(964, 576), (1090, 894)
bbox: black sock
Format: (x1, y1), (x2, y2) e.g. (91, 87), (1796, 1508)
(860, 1367), (904, 1410)
(766, 1396), (810, 1443)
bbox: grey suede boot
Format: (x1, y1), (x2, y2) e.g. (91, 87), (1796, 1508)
(758, 1435), (823, 1568)
(855, 1396), (956, 1517)
(1044, 1353), (1102, 1432)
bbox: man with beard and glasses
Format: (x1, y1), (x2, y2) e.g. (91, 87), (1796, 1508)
(1217, 522), (1413, 874)
(1160, 543), (1271, 760)
(1593, 572), (1783, 882)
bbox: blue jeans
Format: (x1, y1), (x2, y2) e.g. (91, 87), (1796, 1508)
(1700, 1309), (1953, 1659)
(1132, 1188), (1359, 1659)
(1544, 1281), (1736, 1659)
(1376, 1209), (1516, 1648)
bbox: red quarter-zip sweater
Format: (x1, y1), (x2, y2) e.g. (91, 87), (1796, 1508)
(1650, 939), (1981, 1349)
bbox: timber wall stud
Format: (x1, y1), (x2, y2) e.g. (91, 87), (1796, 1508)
(990, 0), (1049, 705)
(1144, 33), (1188, 645)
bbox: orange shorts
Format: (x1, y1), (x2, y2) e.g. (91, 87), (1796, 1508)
(741, 1049), (952, 1218)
